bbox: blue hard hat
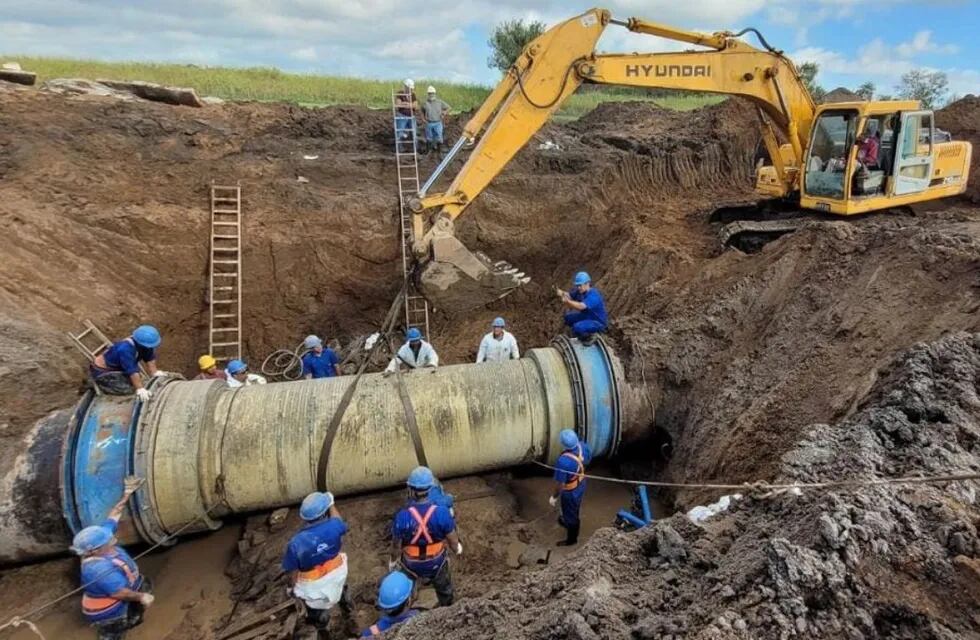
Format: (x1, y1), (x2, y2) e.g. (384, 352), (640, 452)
(492, 317), (506, 328)
(573, 272), (591, 287)
(71, 525), (114, 555)
(299, 491), (335, 521)
(560, 429), (579, 449)
(406, 327), (422, 342)
(133, 325), (161, 348)
(406, 466), (434, 490)
(378, 571), (414, 610)
(227, 359), (247, 374)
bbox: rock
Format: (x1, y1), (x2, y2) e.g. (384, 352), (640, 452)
(268, 507), (289, 531)
(2, 62), (21, 71)
(297, 176), (310, 183)
(818, 514), (842, 549)
(655, 525), (688, 561)
(40, 78), (135, 100)
(98, 79), (204, 107)
(202, 96), (226, 105)
(0, 68), (37, 86)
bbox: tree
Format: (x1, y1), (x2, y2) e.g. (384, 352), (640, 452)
(797, 61), (826, 102)
(855, 81), (875, 101)
(487, 19), (546, 73)
(895, 69), (949, 109)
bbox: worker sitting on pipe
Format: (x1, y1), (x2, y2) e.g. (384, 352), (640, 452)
(384, 328), (439, 375)
(89, 325), (165, 401)
(282, 491), (357, 639)
(301, 334), (340, 379)
(193, 354), (225, 380)
(390, 466), (462, 607)
(72, 476), (155, 640)
(549, 429), (593, 547)
(224, 359), (267, 388)
(557, 271), (608, 345)
(360, 571), (419, 637)
(476, 316), (520, 363)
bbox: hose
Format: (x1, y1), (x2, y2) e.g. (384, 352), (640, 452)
(260, 344), (307, 381)
(731, 27), (781, 54)
(514, 58), (582, 110)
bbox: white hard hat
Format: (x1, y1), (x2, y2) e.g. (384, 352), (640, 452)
(404, 78), (415, 89)
(427, 85), (436, 93)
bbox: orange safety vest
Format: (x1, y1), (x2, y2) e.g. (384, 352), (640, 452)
(81, 555), (139, 615)
(296, 553), (344, 582)
(402, 505), (445, 560)
(559, 445), (585, 492)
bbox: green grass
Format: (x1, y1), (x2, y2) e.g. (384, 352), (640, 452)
(5, 56), (723, 119)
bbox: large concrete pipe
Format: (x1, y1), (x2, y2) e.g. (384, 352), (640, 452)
(0, 337), (652, 565)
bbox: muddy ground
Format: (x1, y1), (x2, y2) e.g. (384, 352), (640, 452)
(0, 81), (978, 639)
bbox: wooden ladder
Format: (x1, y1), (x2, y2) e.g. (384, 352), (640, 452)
(209, 184), (243, 363)
(391, 89), (430, 337)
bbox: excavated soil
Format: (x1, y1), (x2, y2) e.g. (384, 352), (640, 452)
(1, 84), (979, 639)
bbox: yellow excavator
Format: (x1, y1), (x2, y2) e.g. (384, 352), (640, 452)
(409, 8), (973, 309)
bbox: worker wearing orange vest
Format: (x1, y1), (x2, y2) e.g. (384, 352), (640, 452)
(72, 477), (154, 640)
(282, 491), (357, 639)
(389, 466), (462, 606)
(549, 429), (592, 546)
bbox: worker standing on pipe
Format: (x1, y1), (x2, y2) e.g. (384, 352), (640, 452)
(89, 325), (163, 400)
(550, 429), (592, 547)
(282, 491), (357, 639)
(225, 359), (267, 388)
(384, 328), (438, 374)
(193, 354), (225, 380)
(390, 466), (462, 606)
(72, 477), (154, 640)
(557, 272), (608, 344)
(476, 317), (520, 363)
(302, 335), (341, 379)
(360, 571), (419, 637)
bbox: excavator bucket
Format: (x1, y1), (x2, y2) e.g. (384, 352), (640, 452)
(417, 235), (530, 311)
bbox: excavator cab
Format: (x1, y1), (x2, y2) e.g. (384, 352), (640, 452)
(800, 101), (971, 214)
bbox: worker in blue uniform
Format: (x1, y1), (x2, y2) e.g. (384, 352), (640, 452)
(390, 466), (462, 607)
(360, 571), (419, 637)
(282, 491), (357, 639)
(72, 476), (154, 640)
(89, 325), (163, 399)
(557, 271), (608, 343)
(550, 429), (592, 547)
(302, 335), (341, 379)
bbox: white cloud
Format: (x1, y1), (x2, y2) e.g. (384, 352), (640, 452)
(895, 30), (959, 58)
(290, 46), (317, 61)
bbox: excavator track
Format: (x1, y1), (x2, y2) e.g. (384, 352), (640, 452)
(711, 200), (826, 254)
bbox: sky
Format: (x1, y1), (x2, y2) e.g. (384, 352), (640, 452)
(1, 0), (978, 98)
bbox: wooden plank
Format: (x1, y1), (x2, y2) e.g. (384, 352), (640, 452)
(216, 600), (295, 640)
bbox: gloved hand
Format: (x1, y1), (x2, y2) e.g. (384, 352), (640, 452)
(455, 542), (463, 556)
(136, 388), (151, 402)
(152, 370), (168, 377)
(139, 593), (155, 607)
(549, 495), (558, 509)
(123, 476), (145, 494)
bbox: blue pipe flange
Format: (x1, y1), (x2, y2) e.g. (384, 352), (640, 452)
(551, 335), (622, 458)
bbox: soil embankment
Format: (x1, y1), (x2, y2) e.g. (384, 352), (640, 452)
(0, 83), (978, 639)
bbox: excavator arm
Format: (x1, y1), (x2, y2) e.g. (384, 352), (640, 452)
(412, 7), (817, 309)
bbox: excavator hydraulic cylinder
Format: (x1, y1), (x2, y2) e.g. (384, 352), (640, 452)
(0, 337), (651, 565)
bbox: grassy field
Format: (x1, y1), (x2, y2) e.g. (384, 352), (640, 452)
(5, 56), (723, 117)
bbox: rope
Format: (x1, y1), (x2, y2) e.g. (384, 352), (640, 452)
(0, 508), (221, 636)
(260, 343), (306, 381)
(4, 619), (45, 640)
(532, 461), (980, 492)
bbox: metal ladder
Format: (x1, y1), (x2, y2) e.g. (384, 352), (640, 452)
(67, 319), (113, 363)
(391, 89), (431, 338)
(209, 184), (243, 363)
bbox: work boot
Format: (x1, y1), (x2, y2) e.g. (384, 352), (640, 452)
(557, 524), (580, 547)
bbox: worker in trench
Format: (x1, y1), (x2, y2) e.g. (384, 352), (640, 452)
(389, 466), (462, 606)
(360, 571), (419, 637)
(282, 491), (357, 639)
(550, 429), (593, 546)
(224, 358), (267, 387)
(194, 354), (225, 380)
(302, 334), (341, 379)
(89, 325), (165, 400)
(72, 476), (154, 640)
(384, 327), (439, 374)
(557, 271), (608, 345)
(475, 316), (520, 363)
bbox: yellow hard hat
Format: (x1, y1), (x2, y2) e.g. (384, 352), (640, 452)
(198, 354), (217, 371)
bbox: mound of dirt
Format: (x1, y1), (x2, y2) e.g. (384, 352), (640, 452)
(937, 95), (980, 202)
(822, 87), (863, 103)
(395, 333), (980, 640)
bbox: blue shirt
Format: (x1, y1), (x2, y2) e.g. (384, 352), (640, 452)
(572, 288), (608, 329)
(392, 500), (456, 575)
(553, 443), (592, 494)
(281, 517), (348, 573)
(302, 349), (339, 379)
(80, 520), (141, 622)
(103, 339), (156, 376)
(361, 610), (419, 636)
(428, 482), (455, 512)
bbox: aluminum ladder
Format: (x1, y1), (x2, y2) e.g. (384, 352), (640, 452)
(391, 89), (430, 337)
(67, 319), (113, 363)
(209, 184), (243, 363)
